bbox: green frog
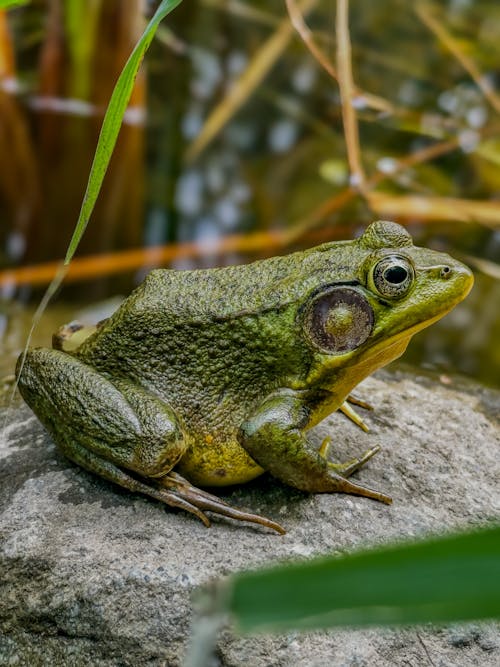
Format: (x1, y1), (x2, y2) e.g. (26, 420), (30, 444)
(16, 221), (473, 533)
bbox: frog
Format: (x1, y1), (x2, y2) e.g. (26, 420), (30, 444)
(16, 221), (473, 534)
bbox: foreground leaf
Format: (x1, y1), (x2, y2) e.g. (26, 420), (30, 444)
(225, 524), (500, 633)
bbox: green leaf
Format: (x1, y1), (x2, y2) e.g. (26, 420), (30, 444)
(0, 0), (29, 8)
(64, 0), (183, 265)
(226, 525), (500, 633)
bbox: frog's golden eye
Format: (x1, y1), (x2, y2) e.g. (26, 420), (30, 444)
(372, 255), (414, 298)
(304, 286), (374, 354)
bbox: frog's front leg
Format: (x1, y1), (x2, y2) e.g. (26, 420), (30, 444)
(339, 393), (374, 432)
(17, 349), (284, 533)
(239, 390), (392, 504)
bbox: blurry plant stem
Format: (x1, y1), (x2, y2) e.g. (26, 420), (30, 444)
(287, 0), (338, 78)
(201, 0), (280, 28)
(0, 9), (15, 77)
(184, 0), (317, 162)
(284, 136), (461, 243)
(285, 0), (392, 114)
(1, 263), (67, 435)
(335, 0), (366, 193)
(416, 4), (500, 115)
(367, 192), (500, 230)
(465, 255), (500, 280)
(64, 0), (102, 101)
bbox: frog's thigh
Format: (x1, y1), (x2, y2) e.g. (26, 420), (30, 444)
(18, 348), (186, 477)
(239, 391), (391, 502)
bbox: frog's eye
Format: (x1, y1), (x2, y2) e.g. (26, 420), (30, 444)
(303, 287), (374, 354)
(371, 255), (414, 298)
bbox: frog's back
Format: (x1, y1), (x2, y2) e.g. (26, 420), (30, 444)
(134, 239), (359, 323)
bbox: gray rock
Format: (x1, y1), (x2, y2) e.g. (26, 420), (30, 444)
(1, 369), (499, 666)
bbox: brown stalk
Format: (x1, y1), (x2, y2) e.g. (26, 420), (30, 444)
(367, 192), (500, 230)
(286, 0), (338, 80)
(416, 4), (500, 115)
(285, 0), (393, 114)
(0, 230), (289, 288)
(284, 136), (461, 243)
(201, 0), (280, 28)
(0, 10), (15, 77)
(335, 0), (366, 192)
(184, 0), (318, 162)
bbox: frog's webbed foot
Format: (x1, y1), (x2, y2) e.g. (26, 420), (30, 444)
(63, 442), (285, 534)
(318, 439), (391, 504)
(158, 471), (285, 534)
(339, 393), (374, 433)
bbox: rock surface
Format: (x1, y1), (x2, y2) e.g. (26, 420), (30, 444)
(0, 369), (499, 666)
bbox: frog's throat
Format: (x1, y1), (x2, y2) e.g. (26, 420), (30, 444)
(311, 306), (457, 425)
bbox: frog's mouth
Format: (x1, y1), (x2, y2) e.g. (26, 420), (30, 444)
(317, 275), (473, 399)
(361, 260), (474, 364)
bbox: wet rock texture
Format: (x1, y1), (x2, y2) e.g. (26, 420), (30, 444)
(1, 370), (499, 666)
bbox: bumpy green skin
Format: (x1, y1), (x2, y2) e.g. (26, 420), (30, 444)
(16, 221), (473, 511)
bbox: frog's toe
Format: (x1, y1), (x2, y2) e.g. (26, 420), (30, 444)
(325, 446), (392, 504)
(328, 445), (381, 477)
(339, 401), (370, 432)
(347, 393), (374, 411)
(159, 471), (286, 534)
(329, 472), (393, 504)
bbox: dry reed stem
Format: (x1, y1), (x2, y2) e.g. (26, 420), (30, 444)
(367, 192), (500, 230)
(0, 230), (288, 288)
(184, 0), (318, 162)
(285, 0), (393, 114)
(284, 136), (461, 243)
(335, 0), (366, 192)
(416, 4), (500, 115)
(0, 10), (15, 78)
(201, 0), (280, 28)
(286, 0), (338, 80)
(464, 255), (500, 279)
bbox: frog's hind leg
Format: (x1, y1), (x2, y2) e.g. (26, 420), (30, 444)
(158, 471), (285, 534)
(62, 442), (285, 533)
(59, 440), (214, 526)
(17, 348), (285, 534)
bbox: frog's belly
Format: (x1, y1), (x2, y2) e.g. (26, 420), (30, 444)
(175, 438), (264, 487)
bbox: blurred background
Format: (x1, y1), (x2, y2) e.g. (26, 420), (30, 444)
(0, 0), (499, 386)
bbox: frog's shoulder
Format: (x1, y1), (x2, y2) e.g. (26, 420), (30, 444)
(134, 240), (360, 322)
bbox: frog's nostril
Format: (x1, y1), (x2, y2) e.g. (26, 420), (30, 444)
(440, 266), (452, 279)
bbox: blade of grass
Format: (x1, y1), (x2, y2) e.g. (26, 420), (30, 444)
(224, 525), (500, 633)
(0, 1), (29, 8)
(64, 0), (183, 264)
(4, 0), (183, 435)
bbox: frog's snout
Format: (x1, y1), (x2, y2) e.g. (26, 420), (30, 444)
(437, 260), (474, 299)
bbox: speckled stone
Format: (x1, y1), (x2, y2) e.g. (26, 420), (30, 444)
(1, 369), (499, 666)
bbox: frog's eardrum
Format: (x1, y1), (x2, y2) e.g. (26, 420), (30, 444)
(303, 286), (374, 353)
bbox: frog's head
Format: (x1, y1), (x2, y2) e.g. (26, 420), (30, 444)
(300, 220), (474, 395)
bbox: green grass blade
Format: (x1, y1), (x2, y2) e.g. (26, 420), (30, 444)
(227, 525), (500, 633)
(64, 0), (183, 265)
(0, 0), (29, 8)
